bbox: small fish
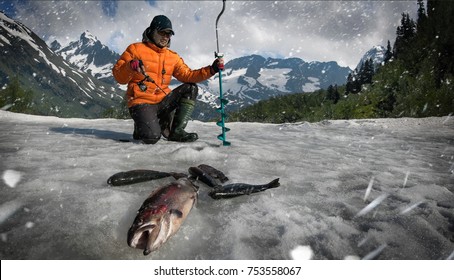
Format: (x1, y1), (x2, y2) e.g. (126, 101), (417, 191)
(197, 164), (229, 183)
(127, 178), (198, 255)
(188, 166), (222, 188)
(107, 170), (185, 186)
(209, 178), (280, 199)
(188, 164), (229, 188)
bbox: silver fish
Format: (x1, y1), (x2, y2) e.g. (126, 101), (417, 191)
(209, 178), (280, 199)
(127, 178), (198, 255)
(107, 170), (186, 186)
(188, 164), (229, 188)
(107, 170), (172, 186)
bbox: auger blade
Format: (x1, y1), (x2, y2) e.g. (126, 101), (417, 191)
(216, 121), (230, 130)
(217, 135), (231, 146)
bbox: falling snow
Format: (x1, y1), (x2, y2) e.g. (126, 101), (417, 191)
(4, 1), (419, 69)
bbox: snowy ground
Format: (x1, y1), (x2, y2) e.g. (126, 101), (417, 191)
(1, 110), (453, 260)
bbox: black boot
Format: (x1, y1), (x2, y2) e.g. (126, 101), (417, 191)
(168, 99), (198, 142)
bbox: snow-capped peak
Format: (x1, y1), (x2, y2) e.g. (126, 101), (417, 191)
(355, 45), (386, 71)
(0, 12), (122, 118)
(80, 30), (98, 46)
(55, 31), (119, 82)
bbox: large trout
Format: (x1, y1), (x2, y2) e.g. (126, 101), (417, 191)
(127, 178), (198, 255)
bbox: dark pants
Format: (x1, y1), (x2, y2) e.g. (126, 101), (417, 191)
(129, 83), (198, 144)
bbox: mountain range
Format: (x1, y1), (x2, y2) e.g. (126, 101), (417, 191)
(0, 12), (123, 118)
(202, 55), (351, 107)
(0, 12), (385, 120)
(50, 31), (119, 85)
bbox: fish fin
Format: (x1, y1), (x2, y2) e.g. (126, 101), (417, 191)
(170, 209), (184, 218)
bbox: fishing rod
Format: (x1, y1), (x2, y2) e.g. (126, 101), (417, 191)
(215, 0), (230, 146)
(137, 59), (166, 94)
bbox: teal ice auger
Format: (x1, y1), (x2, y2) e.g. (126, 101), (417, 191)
(215, 0), (230, 146)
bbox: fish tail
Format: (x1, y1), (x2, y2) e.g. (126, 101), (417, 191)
(267, 178), (280, 189)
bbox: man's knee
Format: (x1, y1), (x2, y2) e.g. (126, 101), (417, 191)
(181, 83), (198, 101)
(135, 121), (161, 144)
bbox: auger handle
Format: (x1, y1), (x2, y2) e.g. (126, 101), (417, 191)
(215, 0), (226, 54)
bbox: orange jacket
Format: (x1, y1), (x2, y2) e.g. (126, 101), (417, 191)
(112, 42), (213, 107)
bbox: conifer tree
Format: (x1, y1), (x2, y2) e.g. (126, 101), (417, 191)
(0, 76), (33, 113)
(393, 13), (416, 59)
(333, 84), (340, 104)
(346, 72), (360, 94)
(416, 0), (427, 32)
(426, 0), (454, 87)
(356, 59), (374, 87)
(326, 85), (339, 103)
(384, 40), (393, 63)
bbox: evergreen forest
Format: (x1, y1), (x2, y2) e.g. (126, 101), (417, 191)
(230, 0), (453, 123)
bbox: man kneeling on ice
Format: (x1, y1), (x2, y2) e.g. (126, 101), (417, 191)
(113, 15), (224, 144)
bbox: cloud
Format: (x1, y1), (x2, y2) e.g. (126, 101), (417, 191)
(10, 0), (418, 69)
(101, 0), (118, 18)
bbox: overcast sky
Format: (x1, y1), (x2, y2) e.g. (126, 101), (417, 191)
(1, 0), (419, 69)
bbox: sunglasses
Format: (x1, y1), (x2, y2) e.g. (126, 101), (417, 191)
(157, 30), (173, 37)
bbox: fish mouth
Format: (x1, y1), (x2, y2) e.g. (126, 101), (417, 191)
(128, 224), (165, 255)
(127, 217), (171, 255)
(127, 224), (156, 252)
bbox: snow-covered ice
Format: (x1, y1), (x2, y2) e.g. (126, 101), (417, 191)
(0, 110), (453, 260)
(2, 169), (22, 188)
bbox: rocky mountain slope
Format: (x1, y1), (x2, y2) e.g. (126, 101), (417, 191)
(0, 12), (123, 118)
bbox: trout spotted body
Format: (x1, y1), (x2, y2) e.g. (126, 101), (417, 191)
(127, 178), (197, 255)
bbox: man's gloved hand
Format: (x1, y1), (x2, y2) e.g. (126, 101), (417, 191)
(130, 59), (140, 72)
(211, 58), (225, 74)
